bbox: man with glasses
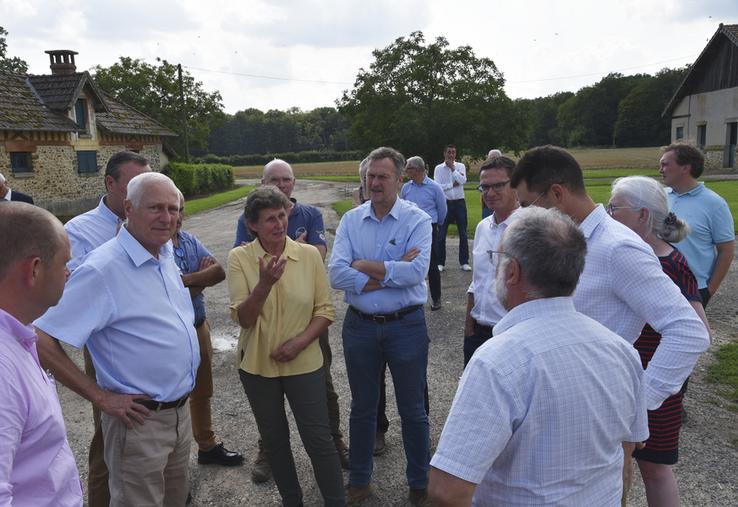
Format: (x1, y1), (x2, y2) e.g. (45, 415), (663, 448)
(401, 156), (447, 311)
(433, 145), (471, 272)
(510, 145), (709, 416)
(463, 156), (519, 366)
(171, 191), (243, 469)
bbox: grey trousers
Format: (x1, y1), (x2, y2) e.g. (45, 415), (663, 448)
(239, 368), (345, 507)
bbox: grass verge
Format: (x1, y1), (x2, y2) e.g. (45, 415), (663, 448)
(186, 185), (255, 215)
(707, 342), (738, 410)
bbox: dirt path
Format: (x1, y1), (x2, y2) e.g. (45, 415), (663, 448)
(59, 179), (738, 506)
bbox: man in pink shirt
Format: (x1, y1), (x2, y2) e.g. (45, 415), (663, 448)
(0, 202), (82, 506)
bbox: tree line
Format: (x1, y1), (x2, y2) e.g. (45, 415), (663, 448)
(1, 27), (688, 165)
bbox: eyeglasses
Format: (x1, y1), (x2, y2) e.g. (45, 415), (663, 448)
(477, 180), (510, 193)
(520, 188), (549, 208)
(487, 250), (514, 266)
(606, 203), (638, 216)
(174, 245), (189, 273)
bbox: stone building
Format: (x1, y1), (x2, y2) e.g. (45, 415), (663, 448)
(664, 23), (738, 172)
(0, 50), (176, 214)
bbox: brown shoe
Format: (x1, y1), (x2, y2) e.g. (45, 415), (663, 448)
(250, 448), (271, 483)
(373, 432), (386, 456)
(334, 437), (350, 470)
(346, 484), (373, 506)
(408, 488), (429, 506)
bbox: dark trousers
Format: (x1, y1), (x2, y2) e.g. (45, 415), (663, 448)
(376, 362), (430, 434)
(83, 347), (110, 507)
(318, 329), (343, 439)
(240, 369), (345, 507)
(699, 287), (712, 308)
(463, 322), (494, 366)
(438, 199), (469, 266)
(428, 224), (441, 304)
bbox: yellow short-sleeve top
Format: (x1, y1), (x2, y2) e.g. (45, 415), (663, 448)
(227, 237), (334, 377)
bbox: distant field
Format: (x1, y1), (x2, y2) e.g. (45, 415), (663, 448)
(233, 147), (664, 179)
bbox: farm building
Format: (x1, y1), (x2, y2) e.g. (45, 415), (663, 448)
(0, 50), (176, 214)
(664, 23), (738, 172)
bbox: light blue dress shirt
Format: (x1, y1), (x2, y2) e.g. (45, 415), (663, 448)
(35, 227), (200, 402)
(65, 196), (121, 271)
(668, 183), (735, 289)
(400, 175), (448, 224)
(328, 198), (432, 314)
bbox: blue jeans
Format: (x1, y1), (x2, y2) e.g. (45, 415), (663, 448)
(438, 199), (469, 266)
(342, 307), (430, 489)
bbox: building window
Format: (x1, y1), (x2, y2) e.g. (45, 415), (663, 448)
(75, 99), (88, 132)
(697, 124), (707, 150)
(10, 152), (33, 173)
(676, 126), (684, 140)
(77, 151), (98, 174)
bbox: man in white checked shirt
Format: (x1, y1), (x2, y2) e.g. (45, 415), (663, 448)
(510, 145), (709, 411)
(429, 207), (649, 506)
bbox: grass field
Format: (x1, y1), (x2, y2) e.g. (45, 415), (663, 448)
(233, 147), (666, 179)
(708, 343), (738, 410)
(186, 185), (254, 215)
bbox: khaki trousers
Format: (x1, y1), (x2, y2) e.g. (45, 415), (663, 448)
(83, 347), (110, 507)
(190, 319), (217, 451)
(102, 403), (192, 507)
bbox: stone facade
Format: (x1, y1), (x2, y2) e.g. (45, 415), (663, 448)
(1, 135), (165, 215)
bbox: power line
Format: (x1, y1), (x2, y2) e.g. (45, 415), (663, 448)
(182, 53), (696, 88)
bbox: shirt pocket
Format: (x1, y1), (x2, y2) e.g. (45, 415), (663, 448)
(384, 242), (406, 261)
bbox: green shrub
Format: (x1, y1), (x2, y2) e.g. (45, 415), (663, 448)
(163, 163), (234, 197)
(196, 150), (365, 166)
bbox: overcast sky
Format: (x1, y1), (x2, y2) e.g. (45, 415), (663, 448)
(2, 0), (737, 114)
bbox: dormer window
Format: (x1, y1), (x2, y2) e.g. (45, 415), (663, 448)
(75, 99), (88, 132)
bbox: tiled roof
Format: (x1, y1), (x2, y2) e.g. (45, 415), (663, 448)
(663, 24), (738, 116)
(97, 93), (177, 137)
(0, 71), (80, 131)
(0, 70), (175, 137)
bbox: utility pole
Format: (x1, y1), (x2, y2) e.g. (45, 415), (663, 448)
(177, 63), (191, 162)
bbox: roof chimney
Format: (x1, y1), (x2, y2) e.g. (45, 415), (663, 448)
(45, 50), (78, 75)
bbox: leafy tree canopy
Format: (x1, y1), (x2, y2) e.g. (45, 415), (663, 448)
(0, 26), (29, 74)
(338, 31), (525, 168)
(93, 57), (224, 157)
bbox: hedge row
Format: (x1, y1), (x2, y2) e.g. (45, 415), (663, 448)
(196, 150), (365, 166)
(163, 163), (234, 197)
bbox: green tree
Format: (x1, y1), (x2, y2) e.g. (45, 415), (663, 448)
(516, 92), (574, 147)
(557, 73), (649, 147)
(0, 26), (29, 74)
(92, 57), (224, 156)
(613, 67), (688, 147)
(338, 31), (524, 169)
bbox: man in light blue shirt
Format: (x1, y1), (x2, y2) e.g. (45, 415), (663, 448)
(660, 143), (735, 307)
(329, 146), (432, 506)
(35, 172), (199, 507)
(429, 207), (648, 506)
(401, 155), (447, 310)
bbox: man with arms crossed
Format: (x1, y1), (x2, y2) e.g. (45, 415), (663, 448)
(234, 159), (350, 479)
(329, 147), (432, 506)
(429, 207), (648, 506)
(660, 142), (735, 307)
(35, 173), (200, 506)
(434, 145), (471, 272)
(0, 203), (82, 506)
(463, 156), (519, 366)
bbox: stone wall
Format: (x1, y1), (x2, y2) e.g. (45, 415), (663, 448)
(1, 141), (165, 216)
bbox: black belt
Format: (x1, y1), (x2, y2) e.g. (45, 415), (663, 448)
(135, 393), (189, 412)
(350, 305), (422, 323)
(446, 198), (465, 202)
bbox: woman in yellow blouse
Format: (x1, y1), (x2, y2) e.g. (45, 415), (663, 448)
(228, 187), (345, 506)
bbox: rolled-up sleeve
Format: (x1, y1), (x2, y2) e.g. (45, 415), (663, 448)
(311, 249), (335, 322)
(611, 243), (710, 409)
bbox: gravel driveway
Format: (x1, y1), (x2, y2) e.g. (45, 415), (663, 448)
(58, 179), (738, 506)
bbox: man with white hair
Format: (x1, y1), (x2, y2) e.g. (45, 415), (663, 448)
(0, 172), (34, 203)
(429, 207), (648, 506)
(35, 172), (199, 507)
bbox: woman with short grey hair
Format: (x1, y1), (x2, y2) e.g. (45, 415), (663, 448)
(608, 175), (709, 506)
